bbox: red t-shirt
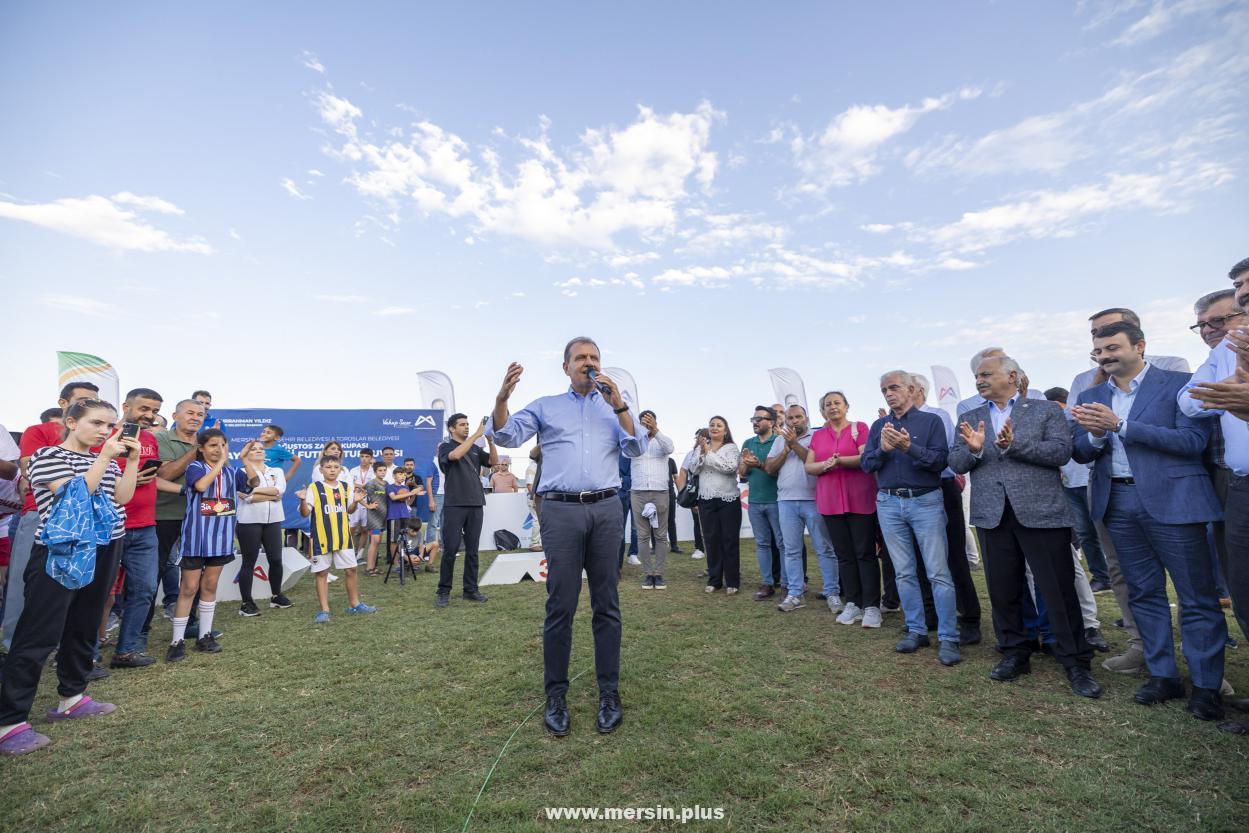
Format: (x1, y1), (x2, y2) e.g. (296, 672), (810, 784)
(19, 422), (65, 514)
(91, 428), (160, 529)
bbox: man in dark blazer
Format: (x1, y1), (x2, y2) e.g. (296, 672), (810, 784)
(950, 355), (1100, 698)
(1072, 321), (1226, 721)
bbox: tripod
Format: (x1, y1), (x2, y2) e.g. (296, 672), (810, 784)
(384, 525), (423, 585)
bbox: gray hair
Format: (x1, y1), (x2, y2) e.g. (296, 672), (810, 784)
(880, 369), (913, 387)
(1195, 289), (1234, 316)
(969, 346), (1005, 374)
(910, 373), (931, 397)
(562, 336), (600, 364)
(976, 354), (1022, 377)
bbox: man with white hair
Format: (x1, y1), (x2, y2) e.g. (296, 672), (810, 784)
(957, 347), (1045, 418)
(911, 373), (982, 645)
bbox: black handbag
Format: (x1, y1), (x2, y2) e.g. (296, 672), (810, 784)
(675, 474), (700, 509)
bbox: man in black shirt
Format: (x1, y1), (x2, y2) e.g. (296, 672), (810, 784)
(436, 413), (497, 608)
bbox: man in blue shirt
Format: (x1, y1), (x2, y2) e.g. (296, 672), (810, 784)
(489, 337), (647, 737)
(861, 370), (961, 666)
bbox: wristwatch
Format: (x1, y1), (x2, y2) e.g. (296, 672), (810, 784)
(1111, 419), (1125, 434)
(613, 404), (630, 414)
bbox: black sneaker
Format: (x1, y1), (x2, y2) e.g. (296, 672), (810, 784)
(166, 640), (186, 663)
(462, 591), (489, 603)
(110, 651), (156, 669)
(194, 635), (222, 653)
(239, 602), (261, 617)
(435, 594), (449, 608)
(86, 662), (110, 681)
(270, 594), (294, 609)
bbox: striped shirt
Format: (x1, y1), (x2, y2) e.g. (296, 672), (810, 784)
(308, 480), (352, 555)
(181, 461), (252, 557)
(28, 446), (126, 540)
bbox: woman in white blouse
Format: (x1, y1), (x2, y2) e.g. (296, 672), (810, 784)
(689, 416), (742, 595)
(236, 441), (288, 616)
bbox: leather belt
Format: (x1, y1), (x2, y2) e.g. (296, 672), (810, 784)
(880, 486), (937, 498)
(1111, 477), (1136, 486)
(543, 488), (618, 504)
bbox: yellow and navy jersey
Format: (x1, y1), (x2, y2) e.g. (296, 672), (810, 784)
(308, 480), (352, 555)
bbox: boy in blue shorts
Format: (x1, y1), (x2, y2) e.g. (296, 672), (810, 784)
(299, 456), (375, 623)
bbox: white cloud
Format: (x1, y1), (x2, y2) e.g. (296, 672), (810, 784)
(301, 50), (326, 73)
(653, 265), (735, 288)
(228, 227), (241, 240)
(39, 294), (122, 317)
(605, 251), (660, 268)
(792, 87), (981, 191)
(861, 223), (895, 234)
(308, 169), (324, 177)
(375, 305), (414, 316)
(314, 294), (370, 303)
(677, 212), (788, 253)
(0, 194), (212, 253)
(280, 178), (312, 200)
(1113, 0), (1231, 45)
(315, 93), (723, 249)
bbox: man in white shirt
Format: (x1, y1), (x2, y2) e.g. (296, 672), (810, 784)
(630, 410), (675, 589)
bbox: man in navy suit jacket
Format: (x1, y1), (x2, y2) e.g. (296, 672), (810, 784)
(1071, 321), (1226, 722)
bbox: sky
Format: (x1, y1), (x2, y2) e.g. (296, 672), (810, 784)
(2, 1), (1246, 464)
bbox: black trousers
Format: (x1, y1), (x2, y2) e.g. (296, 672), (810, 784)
(236, 521), (283, 604)
(143, 518), (184, 632)
(666, 484), (681, 549)
(541, 498), (622, 697)
(0, 542), (121, 724)
(917, 478), (981, 629)
(699, 497), (742, 589)
(877, 523), (900, 608)
(823, 512), (880, 609)
(691, 507), (704, 551)
(983, 501), (1091, 669)
(1225, 475), (1249, 640)
(438, 505), (483, 595)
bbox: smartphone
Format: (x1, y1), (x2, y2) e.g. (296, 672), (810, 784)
(140, 458), (162, 474)
(120, 422), (140, 441)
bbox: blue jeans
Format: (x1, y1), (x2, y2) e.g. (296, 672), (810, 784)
(748, 502), (784, 586)
(116, 526), (159, 654)
(876, 490), (958, 643)
(779, 500), (838, 599)
(2, 511), (39, 651)
(1064, 486), (1109, 585)
(1103, 482), (1226, 689)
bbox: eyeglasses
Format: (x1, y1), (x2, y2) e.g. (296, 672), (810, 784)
(1189, 311), (1245, 334)
(750, 416), (772, 423)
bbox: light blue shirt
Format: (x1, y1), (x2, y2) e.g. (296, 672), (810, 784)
(921, 404), (957, 479)
(488, 387), (647, 494)
(1179, 341), (1249, 476)
(956, 388), (1043, 419)
(987, 397), (1016, 436)
(1087, 363), (1150, 479)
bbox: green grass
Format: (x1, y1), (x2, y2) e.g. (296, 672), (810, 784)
(2, 541), (1247, 832)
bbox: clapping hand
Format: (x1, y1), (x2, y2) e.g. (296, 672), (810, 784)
(1070, 403), (1118, 437)
(881, 423), (910, 452)
(822, 454), (839, 472)
(1187, 366), (1249, 420)
(994, 418), (1014, 450)
(959, 420), (986, 454)
(740, 448), (760, 468)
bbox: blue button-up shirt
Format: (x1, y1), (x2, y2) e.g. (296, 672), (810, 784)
(488, 387), (647, 494)
(988, 396), (1016, 436)
(1087, 363), (1150, 479)
(860, 406), (949, 490)
(1179, 341), (1249, 477)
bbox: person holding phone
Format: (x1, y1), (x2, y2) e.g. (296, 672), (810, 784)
(435, 414), (496, 608)
(91, 388), (181, 670)
(0, 398), (140, 757)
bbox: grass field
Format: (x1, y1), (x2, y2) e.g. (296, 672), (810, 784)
(2, 541), (1247, 833)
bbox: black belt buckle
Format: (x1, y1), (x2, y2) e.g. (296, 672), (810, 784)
(1111, 477), (1136, 486)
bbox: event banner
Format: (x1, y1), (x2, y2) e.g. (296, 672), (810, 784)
(211, 408), (443, 530)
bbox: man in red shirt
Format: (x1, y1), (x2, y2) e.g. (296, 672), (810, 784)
(2, 383), (101, 651)
(92, 388), (180, 669)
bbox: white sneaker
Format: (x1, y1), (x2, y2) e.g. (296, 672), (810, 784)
(626, 554), (642, 566)
(861, 606), (883, 629)
(691, 549), (705, 560)
(726, 587), (739, 596)
(826, 594), (844, 614)
(836, 602), (863, 625)
(777, 594), (805, 612)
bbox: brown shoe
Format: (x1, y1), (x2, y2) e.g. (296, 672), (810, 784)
(753, 583), (775, 601)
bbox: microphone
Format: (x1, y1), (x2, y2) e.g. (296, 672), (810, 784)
(585, 367), (613, 396)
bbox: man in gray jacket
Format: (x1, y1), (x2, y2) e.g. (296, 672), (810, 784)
(950, 355), (1101, 699)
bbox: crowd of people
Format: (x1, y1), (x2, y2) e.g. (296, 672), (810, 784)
(0, 259), (1247, 755)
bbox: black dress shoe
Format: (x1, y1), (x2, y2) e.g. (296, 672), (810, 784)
(462, 591), (489, 603)
(1227, 696), (1249, 713)
(989, 655), (1032, 681)
(1084, 627), (1110, 653)
(1187, 687), (1225, 721)
(959, 626), (982, 646)
(544, 695), (570, 737)
(1066, 666), (1103, 699)
(1217, 719), (1249, 735)
(597, 692), (622, 734)
(435, 594), (449, 609)
(1134, 676), (1185, 706)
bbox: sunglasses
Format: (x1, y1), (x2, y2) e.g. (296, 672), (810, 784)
(750, 416), (772, 423)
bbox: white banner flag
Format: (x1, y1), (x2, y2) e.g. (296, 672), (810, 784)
(767, 368), (809, 415)
(417, 370), (455, 417)
(602, 366), (640, 412)
(57, 351), (120, 409)
(930, 365), (961, 425)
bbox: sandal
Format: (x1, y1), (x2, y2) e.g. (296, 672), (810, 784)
(45, 696), (117, 722)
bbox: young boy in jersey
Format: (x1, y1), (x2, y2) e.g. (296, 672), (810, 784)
(362, 461), (390, 575)
(299, 456), (376, 623)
